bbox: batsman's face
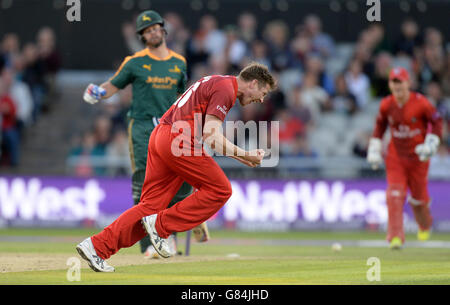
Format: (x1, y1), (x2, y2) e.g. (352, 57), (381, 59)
(240, 80), (270, 106)
(142, 24), (165, 48)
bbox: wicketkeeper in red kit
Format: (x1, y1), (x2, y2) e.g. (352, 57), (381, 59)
(367, 67), (443, 249)
(76, 63), (276, 272)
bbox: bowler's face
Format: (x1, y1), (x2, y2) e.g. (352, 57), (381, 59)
(240, 81), (271, 106)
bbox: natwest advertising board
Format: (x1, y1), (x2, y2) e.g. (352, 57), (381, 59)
(0, 176), (449, 231)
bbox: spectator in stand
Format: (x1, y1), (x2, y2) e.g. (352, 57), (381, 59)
(345, 59), (370, 109)
(0, 70), (19, 167)
(393, 18), (423, 57)
(223, 25), (247, 72)
(69, 131), (106, 177)
(370, 52), (393, 97)
(245, 40), (271, 70)
(1, 33), (20, 68)
(288, 83), (313, 127)
(352, 41), (374, 77)
(185, 15), (225, 78)
(291, 24), (312, 67)
(263, 20), (296, 72)
(208, 55), (229, 75)
(1, 67), (33, 136)
(22, 42), (46, 122)
(37, 27), (61, 78)
(93, 115), (112, 152)
(197, 15), (226, 57)
(37, 27), (62, 112)
(295, 73), (330, 123)
(237, 12), (258, 46)
(304, 53), (334, 95)
(303, 14), (335, 59)
(163, 12), (190, 55)
(290, 135), (318, 158)
(426, 81), (450, 126)
(368, 23), (391, 55)
(276, 107), (305, 156)
(416, 28), (445, 89)
(106, 129), (132, 176)
(331, 74), (358, 115)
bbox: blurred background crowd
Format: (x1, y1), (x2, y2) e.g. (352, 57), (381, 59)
(0, 27), (61, 167)
(1, 6), (449, 179)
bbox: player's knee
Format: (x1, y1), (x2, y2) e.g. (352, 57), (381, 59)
(408, 196), (430, 207)
(386, 185), (406, 204)
(217, 180), (232, 203)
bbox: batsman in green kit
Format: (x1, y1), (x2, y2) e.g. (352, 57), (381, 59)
(83, 10), (209, 258)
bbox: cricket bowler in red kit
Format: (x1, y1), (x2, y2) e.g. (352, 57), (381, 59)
(76, 63), (276, 272)
(367, 67), (443, 249)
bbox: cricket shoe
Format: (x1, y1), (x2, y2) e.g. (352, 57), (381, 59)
(417, 229), (431, 241)
(144, 234), (178, 259)
(389, 237), (403, 250)
(141, 214), (172, 258)
(76, 238), (115, 272)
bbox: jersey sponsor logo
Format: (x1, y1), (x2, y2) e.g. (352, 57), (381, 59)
(146, 76), (178, 89)
(392, 124), (421, 139)
(169, 65), (182, 73)
(142, 64), (152, 71)
(216, 105), (227, 115)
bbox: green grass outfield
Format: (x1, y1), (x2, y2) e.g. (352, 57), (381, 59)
(1, 228), (450, 285)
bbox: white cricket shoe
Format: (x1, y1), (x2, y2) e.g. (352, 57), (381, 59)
(141, 214), (172, 258)
(144, 234), (177, 259)
(76, 237), (115, 272)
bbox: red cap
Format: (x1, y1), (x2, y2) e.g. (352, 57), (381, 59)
(389, 67), (409, 81)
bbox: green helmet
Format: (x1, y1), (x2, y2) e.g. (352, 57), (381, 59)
(135, 10), (164, 34)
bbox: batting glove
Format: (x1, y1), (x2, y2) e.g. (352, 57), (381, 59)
(415, 133), (440, 161)
(83, 83), (106, 104)
(367, 137), (383, 170)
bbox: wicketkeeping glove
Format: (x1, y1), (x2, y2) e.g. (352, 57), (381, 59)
(367, 137), (383, 170)
(415, 133), (440, 161)
(83, 83), (106, 104)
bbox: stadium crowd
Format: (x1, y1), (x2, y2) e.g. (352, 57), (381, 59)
(0, 27), (61, 167)
(1, 12), (449, 177)
(71, 12), (449, 177)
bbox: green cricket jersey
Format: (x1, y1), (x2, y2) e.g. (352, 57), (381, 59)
(110, 48), (187, 120)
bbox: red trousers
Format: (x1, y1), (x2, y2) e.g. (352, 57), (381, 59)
(385, 153), (432, 242)
(92, 124), (232, 259)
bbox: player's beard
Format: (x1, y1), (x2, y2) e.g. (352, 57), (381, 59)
(146, 36), (164, 49)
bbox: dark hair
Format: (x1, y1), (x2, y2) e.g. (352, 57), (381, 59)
(238, 62), (276, 91)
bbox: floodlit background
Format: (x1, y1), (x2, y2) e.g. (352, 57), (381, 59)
(0, 0), (449, 233)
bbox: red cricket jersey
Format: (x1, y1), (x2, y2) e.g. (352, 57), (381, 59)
(372, 92), (443, 159)
(160, 75), (238, 154)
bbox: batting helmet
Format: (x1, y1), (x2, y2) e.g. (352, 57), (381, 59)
(135, 10), (165, 34)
